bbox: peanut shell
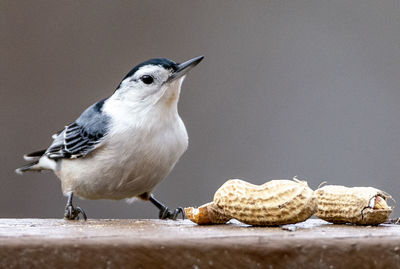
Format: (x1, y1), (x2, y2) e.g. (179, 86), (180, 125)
(315, 185), (392, 225)
(184, 202), (231, 225)
(214, 179), (317, 226)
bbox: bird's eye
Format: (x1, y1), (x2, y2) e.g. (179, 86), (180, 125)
(140, 75), (154, 84)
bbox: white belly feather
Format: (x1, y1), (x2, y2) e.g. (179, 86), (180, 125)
(56, 107), (188, 200)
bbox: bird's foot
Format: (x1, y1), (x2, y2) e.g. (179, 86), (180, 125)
(148, 194), (185, 220)
(64, 205), (87, 220)
(158, 206), (185, 220)
(64, 192), (87, 221)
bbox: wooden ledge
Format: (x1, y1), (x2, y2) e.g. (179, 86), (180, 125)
(0, 219), (399, 268)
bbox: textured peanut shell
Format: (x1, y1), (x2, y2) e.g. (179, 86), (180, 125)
(184, 202), (231, 225)
(315, 185), (392, 225)
(214, 179), (317, 226)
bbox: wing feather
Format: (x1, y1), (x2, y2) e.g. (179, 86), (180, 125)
(45, 98), (110, 160)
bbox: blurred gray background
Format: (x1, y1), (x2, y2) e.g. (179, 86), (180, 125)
(1, 0), (400, 219)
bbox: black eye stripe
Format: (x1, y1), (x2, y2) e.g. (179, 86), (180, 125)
(140, 75), (154, 84)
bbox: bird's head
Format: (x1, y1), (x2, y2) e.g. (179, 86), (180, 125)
(114, 56), (204, 110)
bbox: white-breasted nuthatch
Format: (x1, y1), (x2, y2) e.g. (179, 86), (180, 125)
(16, 56), (204, 220)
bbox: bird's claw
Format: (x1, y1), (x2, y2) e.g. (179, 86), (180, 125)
(148, 195), (185, 220)
(64, 205), (87, 221)
(159, 206), (185, 220)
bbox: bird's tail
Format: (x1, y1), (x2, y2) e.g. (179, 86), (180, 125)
(23, 149), (46, 161)
(15, 161), (40, 174)
(15, 149), (54, 174)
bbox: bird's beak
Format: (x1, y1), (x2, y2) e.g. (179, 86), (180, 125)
(168, 56), (204, 82)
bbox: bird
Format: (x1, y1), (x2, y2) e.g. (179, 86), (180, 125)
(16, 55), (204, 220)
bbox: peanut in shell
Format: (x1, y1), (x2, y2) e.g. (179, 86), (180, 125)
(213, 178), (317, 226)
(315, 185), (392, 225)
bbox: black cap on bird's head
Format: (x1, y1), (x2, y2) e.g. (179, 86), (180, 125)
(121, 56), (204, 83)
(122, 58), (178, 81)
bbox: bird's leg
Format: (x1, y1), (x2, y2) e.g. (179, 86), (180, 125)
(64, 192), (87, 221)
(148, 194), (185, 220)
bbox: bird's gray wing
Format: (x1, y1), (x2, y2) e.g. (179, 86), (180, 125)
(46, 98), (110, 160)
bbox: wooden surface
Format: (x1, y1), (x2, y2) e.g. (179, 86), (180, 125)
(0, 218), (399, 268)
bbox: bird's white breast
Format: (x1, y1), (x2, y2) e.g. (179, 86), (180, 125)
(58, 98), (188, 200)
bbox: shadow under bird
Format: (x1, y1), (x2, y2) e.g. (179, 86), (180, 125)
(16, 55), (204, 220)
